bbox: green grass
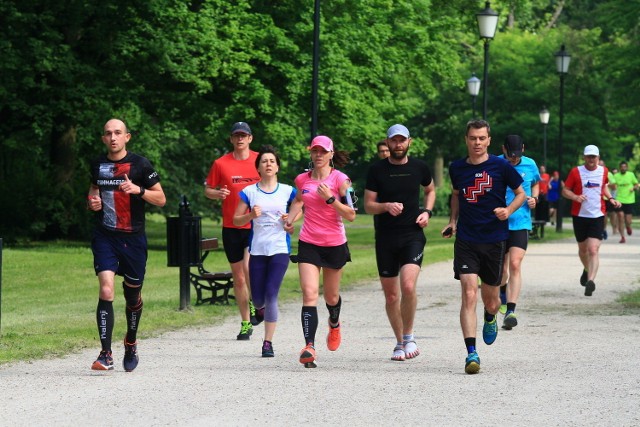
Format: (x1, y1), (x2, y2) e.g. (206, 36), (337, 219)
(0, 213), (619, 365)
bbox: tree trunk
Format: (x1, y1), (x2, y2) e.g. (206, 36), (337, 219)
(433, 150), (444, 188)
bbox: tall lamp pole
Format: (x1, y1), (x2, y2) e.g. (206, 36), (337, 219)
(467, 73), (481, 118)
(539, 107), (550, 166)
(554, 45), (571, 233)
(476, 2), (499, 120)
(310, 0), (321, 140)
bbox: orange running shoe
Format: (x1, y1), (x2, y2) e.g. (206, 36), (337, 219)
(299, 344), (317, 368)
(326, 321), (341, 351)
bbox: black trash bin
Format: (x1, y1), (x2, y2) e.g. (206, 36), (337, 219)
(166, 196), (201, 309)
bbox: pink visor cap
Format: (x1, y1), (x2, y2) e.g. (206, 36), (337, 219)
(309, 135), (334, 152)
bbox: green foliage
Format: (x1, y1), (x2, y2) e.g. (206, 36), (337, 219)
(1, 0), (639, 240)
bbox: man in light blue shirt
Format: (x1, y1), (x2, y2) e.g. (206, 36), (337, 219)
(499, 135), (540, 330)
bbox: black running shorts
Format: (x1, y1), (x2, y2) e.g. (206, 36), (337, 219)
(296, 240), (351, 270)
(506, 229), (529, 251)
(375, 230), (426, 277)
(572, 215), (604, 242)
(453, 239), (506, 286)
(222, 227), (251, 264)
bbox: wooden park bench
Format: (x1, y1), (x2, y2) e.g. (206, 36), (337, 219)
(189, 238), (235, 305)
(529, 220), (547, 240)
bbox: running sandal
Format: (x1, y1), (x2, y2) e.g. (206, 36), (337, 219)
(391, 344), (405, 361)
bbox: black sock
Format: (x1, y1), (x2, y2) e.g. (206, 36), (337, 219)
(507, 302), (516, 313)
(484, 310), (495, 322)
(464, 337), (476, 354)
(326, 296), (342, 326)
(500, 284), (507, 296)
(301, 306), (318, 346)
(96, 299), (114, 352)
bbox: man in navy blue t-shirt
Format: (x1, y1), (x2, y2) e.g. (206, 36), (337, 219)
(443, 119), (525, 375)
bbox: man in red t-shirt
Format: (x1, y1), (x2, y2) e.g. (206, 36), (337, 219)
(205, 122), (260, 340)
(562, 145), (620, 297)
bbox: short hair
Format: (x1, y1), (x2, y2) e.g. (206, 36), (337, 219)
(255, 145), (280, 170)
(466, 119), (491, 136)
(376, 140), (388, 150)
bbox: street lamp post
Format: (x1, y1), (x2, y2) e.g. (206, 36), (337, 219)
(476, 1), (499, 120)
(554, 45), (571, 233)
(310, 0), (321, 140)
(467, 73), (481, 118)
(539, 107), (550, 166)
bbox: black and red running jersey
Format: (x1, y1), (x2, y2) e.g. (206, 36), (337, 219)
(90, 152), (161, 234)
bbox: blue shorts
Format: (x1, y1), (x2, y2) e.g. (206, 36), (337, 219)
(91, 227), (148, 285)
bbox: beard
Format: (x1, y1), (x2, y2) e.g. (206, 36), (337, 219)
(390, 147), (409, 160)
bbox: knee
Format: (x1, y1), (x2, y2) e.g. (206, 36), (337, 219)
(122, 282), (142, 308)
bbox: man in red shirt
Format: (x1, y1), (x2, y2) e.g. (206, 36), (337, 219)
(562, 145), (620, 297)
(205, 122), (260, 340)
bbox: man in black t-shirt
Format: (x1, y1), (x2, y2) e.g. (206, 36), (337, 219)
(364, 124), (435, 362)
(87, 118), (166, 372)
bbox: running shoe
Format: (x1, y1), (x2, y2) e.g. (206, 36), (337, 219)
(237, 321), (253, 340)
(620, 236), (626, 244)
(602, 229), (608, 240)
(465, 351), (480, 374)
(262, 340), (274, 358)
(585, 280), (596, 297)
(482, 316), (498, 345)
(627, 225), (632, 236)
(299, 344), (317, 368)
(499, 290), (507, 314)
(580, 270), (588, 287)
(251, 307), (265, 326)
(326, 321), (341, 351)
(91, 350), (114, 371)
(502, 311), (518, 330)
(123, 339), (139, 372)
(249, 300), (258, 326)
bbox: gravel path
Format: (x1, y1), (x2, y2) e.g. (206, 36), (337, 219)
(2, 232), (639, 426)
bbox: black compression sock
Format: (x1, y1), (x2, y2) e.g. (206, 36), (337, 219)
(326, 296), (342, 326)
(96, 299), (114, 351)
(301, 306), (318, 346)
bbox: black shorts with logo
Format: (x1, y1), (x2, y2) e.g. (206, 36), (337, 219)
(375, 229), (426, 278)
(453, 239), (506, 286)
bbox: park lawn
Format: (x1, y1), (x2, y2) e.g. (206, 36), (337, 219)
(0, 214), (591, 365)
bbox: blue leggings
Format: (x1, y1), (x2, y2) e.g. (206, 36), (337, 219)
(249, 253), (290, 323)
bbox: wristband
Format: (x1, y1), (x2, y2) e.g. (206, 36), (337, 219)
(139, 186), (146, 197)
(423, 208), (433, 218)
(325, 196), (336, 204)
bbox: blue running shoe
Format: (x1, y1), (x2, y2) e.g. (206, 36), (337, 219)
(465, 351), (480, 374)
(483, 316), (498, 345)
